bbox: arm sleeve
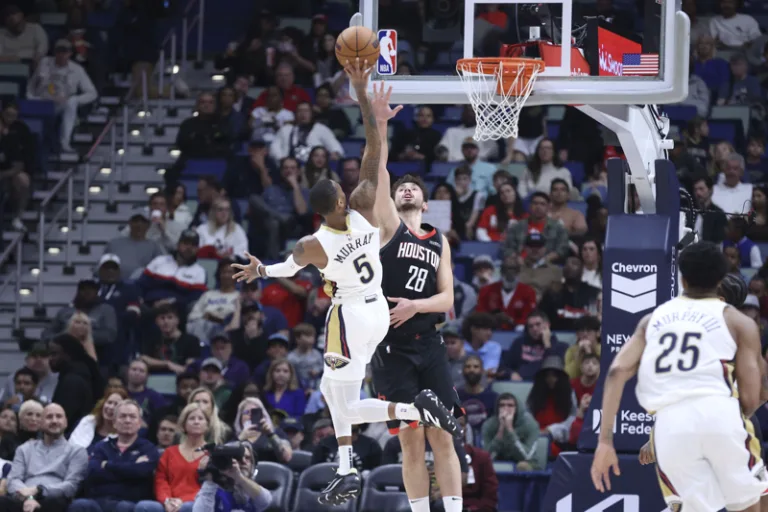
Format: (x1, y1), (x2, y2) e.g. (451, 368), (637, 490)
(92, 304), (118, 345)
(187, 292), (209, 321)
(6, 446), (28, 494)
(107, 446), (160, 479)
(86, 445), (117, 483)
(269, 127), (290, 161)
(552, 225), (571, 259)
(42, 447), (88, 498)
(73, 65), (98, 105)
(318, 125), (344, 156)
(500, 340), (523, 373)
(751, 245), (762, 269)
(69, 415), (96, 448)
(192, 481), (219, 512)
(154, 451), (173, 502)
(247, 486), (273, 512)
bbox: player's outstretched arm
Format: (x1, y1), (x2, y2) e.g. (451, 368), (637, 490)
(371, 82), (403, 240)
(727, 307), (765, 416)
(231, 237), (328, 282)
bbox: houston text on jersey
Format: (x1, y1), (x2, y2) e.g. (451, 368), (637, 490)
(396, 242), (440, 271)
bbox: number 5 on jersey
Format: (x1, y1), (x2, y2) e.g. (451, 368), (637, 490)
(354, 255), (374, 284)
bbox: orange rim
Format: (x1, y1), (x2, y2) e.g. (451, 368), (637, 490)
(457, 57), (545, 96)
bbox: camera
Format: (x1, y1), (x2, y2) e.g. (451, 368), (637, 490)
(198, 442), (254, 492)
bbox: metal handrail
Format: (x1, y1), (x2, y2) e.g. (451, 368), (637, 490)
(0, 232), (25, 329)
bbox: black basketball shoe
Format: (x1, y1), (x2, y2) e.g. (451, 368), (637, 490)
(414, 389), (462, 439)
(318, 469), (361, 506)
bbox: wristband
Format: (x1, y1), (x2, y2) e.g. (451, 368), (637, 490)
(256, 264), (265, 277)
(26, 496), (36, 501)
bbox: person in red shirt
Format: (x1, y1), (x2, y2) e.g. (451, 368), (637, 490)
(567, 352), (599, 445)
(462, 442), (499, 512)
(252, 62), (310, 112)
(476, 179), (526, 242)
(260, 275), (313, 328)
(526, 356), (574, 457)
(476, 253), (537, 330)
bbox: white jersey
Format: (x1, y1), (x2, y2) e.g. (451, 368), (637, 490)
(314, 210), (382, 300)
(636, 296), (737, 413)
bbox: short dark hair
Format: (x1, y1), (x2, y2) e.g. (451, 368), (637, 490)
(392, 173), (429, 201)
(493, 169), (512, 182)
(581, 352), (600, 364)
(693, 175), (714, 191)
(465, 354), (484, 368)
(550, 178), (570, 192)
(574, 316), (601, 333)
(159, 414), (179, 425)
(454, 165), (472, 178)
(530, 192), (550, 204)
(679, 241), (728, 291)
(155, 303), (179, 318)
(462, 312), (496, 340)
(176, 371), (199, 386)
(149, 192), (165, 203)
(309, 179), (340, 216)
(14, 367), (38, 385)
(199, 175), (222, 191)
(527, 309), (550, 323)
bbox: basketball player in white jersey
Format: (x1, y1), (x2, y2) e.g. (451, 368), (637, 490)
(591, 241), (768, 511)
(231, 60), (460, 506)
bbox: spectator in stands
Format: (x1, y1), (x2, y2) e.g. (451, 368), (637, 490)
(188, 387), (231, 444)
(252, 157), (311, 259)
(476, 178), (522, 242)
(452, 261), (478, 323)
(0, 5), (48, 61)
(444, 326), (470, 389)
(0, 343), (57, 406)
(231, 75), (255, 115)
(226, 140), (272, 200)
(141, 304), (201, 374)
(191, 175), (243, 227)
(0, 405), (16, 435)
(437, 106), (498, 162)
(240, 279), (290, 335)
(712, 153), (753, 215)
(458, 355), (498, 432)
(579, 237), (602, 290)
(217, 85), (247, 143)
(198, 358), (233, 409)
(682, 0), (708, 44)
(0, 102), (32, 232)
(445, 139), (496, 196)
(564, 316), (602, 378)
(724, 246), (741, 274)
(49, 334), (102, 432)
(708, 0), (761, 49)
(195, 198), (248, 261)
(312, 84), (351, 140)
(481, 393), (541, 468)
(518, 232), (564, 300)
(567, 384), (594, 447)
(155, 416), (178, 453)
(476, 254), (537, 330)
(312, 423), (381, 472)
(710, 140), (737, 180)
(125, 359), (167, 426)
(745, 136), (768, 183)
(42, 279), (117, 357)
(27, 38), (97, 154)
(155, 373), (200, 424)
(135, 404), (208, 512)
(167, 183), (194, 228)
(549, 179), (587, 236)
(254, 63), (311, 113)
(391, 106), (442, 164)
(234, 397), (292, 463)
(718, 53), (764, 106)
(312, 32), (343, 87)
(105, 213), (164, 281)
(121, 193), (185, 253)
(570, 353), (599, 403)
(431, 181), (473, 243)
(69, 399), (159, 512)
(723, 217), (762, 268)
(471, 255), (496, 291)
(504, 193), (570, 263)
(0, 403), (86, 512)
(462, 440), (499, 510)
(684, 117), (710, 168)
(269, 101), (343, 163)
(204, 335), (252, 390)
(692, 176), (728, 244)
(4, 368), (38, 411)
(518, 139), (573, 198)
(175, 91), (232, 158)
(526, 356), (575, 454)
(539, 256), (600, 330)
(287, 323), (322, 389)
(69, 387), (128, 451)
(748, 185), (768, 241)
(230, 304), (269, 370)
(262, 359), (306, 419)
(683, 60), (711, 117)
(137, 229), (207, 310)
(249, 86), (294, 144)
(280, 417), (306, 450)
(186, 260), (241, 342)
(500, 310), (568, 381)
(462, 312), (502, 373)
(16, 399), (42, 444)
(65, 311), (97, 364)
(300, 146), (340, 189)
(95, 254), (141, 364)
(693, 34), (730, 91)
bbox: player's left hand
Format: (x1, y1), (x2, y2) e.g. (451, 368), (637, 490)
(387, 297), (419, 328)
(232, 252), (263, 283)
(591, 441), (620, 492)
(344, 57), (374, 91)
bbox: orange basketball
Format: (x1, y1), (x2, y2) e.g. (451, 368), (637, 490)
(335, 26), (380, 68)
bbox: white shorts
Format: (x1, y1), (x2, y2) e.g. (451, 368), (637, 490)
(652, 395), (768, 512)
(321, 293), (389, 382)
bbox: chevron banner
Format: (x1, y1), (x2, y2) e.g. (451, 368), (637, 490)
(610, 268), (658, 314)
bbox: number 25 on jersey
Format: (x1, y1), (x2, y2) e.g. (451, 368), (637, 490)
(655, 332), (701, 373)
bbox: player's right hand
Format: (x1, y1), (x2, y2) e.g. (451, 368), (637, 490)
(638, 441), (655, 465)
(370, 81), (403, 122)
(232, 252), (263, 283)
(591, 441), (620, 492)
(343, 57), (374, 91)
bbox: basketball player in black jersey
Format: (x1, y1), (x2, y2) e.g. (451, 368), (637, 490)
(369, 100), (463, 512)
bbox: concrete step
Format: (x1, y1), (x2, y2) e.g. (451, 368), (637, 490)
(19, 242), (107, 265)
(3, 222), (120, 245)
(1, 287), (74, 308)
(16, 263), (96, 285)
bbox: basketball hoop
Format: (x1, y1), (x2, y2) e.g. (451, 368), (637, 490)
(456, 57), (545, 141)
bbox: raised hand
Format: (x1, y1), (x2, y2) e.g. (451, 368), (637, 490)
(371, 81), (403, 122)
(344, 57), (374, 92)
(231, 252), (264, 283)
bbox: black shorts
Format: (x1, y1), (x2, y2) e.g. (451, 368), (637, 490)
(371, 331), (462, 434)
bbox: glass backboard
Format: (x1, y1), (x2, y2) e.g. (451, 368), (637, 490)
(356, 0), (690, 106)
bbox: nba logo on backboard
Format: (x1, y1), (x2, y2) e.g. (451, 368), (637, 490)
(377, 29), (397, 75)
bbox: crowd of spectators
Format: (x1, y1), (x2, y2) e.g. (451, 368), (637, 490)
(1, 0), (768, 510)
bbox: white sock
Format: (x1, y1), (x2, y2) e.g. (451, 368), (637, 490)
(394, 403), (420, 421)
(443, 496), (463, 512)
(337, 444), (354, 475)
(408, 496), (430, 512)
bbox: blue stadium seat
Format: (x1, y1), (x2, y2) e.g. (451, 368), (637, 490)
(429, 161), (458, 179)
(388, 161), (423, 177)
(583, 184), (608, 203)
(286, 450), (312, 474)
(458, 241), (501, 258)
(546, 122), (560, 141)
(181, 178), (199, 200)
(758, 244), (768, 260)
(708, 121), (737, 145)
(494, 330), (521, 351)
(567, 200), (587, 216)
(183, 158), (227, 180)
(18, 99), (55, 118)
(564, 161), (585, 188)
(491, 381), (534, 402)
(663, 105), (698, 123)
(341, 139), (364, 158)
(254, 461), (294, 512)
(359, 464), (410, 512)
(554, 331), (577, 345)
(453, 266), (466, 282)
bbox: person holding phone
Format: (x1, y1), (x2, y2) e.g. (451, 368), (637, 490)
(233, 398), (292, 464)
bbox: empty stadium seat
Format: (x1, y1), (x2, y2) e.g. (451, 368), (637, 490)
(19, 99), (56, 118)
(429, 161), (458, 178)
(662, 105), (698, 123)
(291, 463), (356, 512)
(491, 381), (534, 402)
(287, 450), (313, 474)
(458, 241), (500, 258)
(564, 161), (585, 188)
(708, 121), (737, 145)
(341, 140), (364, 158)
(389, 161), (423, 177)
(546, 122), (560, 140)
(183, 158), (227, 180)
(181, 178), (198, 200)
(254, 461), (294, 511)
(554, 331), (577, 345)
(359, 464), (411, 512)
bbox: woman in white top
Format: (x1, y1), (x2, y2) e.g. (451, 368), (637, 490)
(580, 237), (602, 290)
(196, 198), (248, 260)
(250, 86), (295, 144)
(69, 387), (128, 449)
(186, 259), (241, 344)
(167, 183), (193, 228)
(517, 138), (574, 198)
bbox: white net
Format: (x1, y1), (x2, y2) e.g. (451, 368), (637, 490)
(456, 59), (543, 141)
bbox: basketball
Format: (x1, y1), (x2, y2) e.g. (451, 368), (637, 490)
(335, 26), (380, 68)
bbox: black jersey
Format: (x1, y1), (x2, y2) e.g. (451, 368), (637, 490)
(380, 221), (444, 339)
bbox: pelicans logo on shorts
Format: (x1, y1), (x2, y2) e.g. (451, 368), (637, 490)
(324, 354), (350, 370)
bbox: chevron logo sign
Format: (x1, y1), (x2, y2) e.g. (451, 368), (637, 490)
(610, 264), (658, 314)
